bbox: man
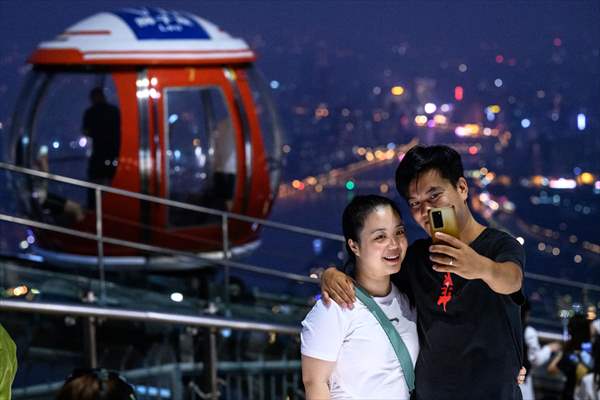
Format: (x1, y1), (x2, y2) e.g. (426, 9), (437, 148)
(322, 145), (525, 399)
(82, 87), (121, 186)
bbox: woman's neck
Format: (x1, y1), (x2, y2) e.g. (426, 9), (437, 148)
(355, 267), (391, 297)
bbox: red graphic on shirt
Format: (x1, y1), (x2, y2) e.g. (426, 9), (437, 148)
(437, 272), (454, 312)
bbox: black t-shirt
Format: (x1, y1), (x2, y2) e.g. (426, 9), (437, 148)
(393, 228), (525, 400)
(83, 102), (121, 178)
(557, 350), (580, 400)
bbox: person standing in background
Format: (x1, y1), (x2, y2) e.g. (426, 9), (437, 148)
(82, 88), (121, 186)
(548, 314), (592, 400)
(520, 299), (561, 399)
(575, 335), (599, 400)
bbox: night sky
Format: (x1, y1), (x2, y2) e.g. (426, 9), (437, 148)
(1, 0), (599, 122)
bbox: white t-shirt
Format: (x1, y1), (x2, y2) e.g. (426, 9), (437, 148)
(301, 283), (418, 400)
(574, 373), (599, 400)
(592, 319), (600, 336)
(520, 325), (554, 400)
(525, 325), (553, 367)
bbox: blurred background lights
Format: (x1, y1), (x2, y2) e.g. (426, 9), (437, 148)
(577, 113), (586, 131)
(170, 292), (183, 302)
(391, 85), (405, 96)
(424, 103), (437, 114)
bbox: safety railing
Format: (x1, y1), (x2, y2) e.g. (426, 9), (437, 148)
(2, 297), (301, 400)
(1, 162), (598, 324)
(0, 162), (344, 303)
(12, 360), (304, 400)
(1, 162), (599, 399)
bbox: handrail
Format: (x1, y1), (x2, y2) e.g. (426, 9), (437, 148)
(11, 360), (302, 398)
(0, 299), (300, 334)
(0, 213), (318, 284)
(2, 162), (599, 316)
(0, 162), (344, 242)
(524, 271), (600, 292)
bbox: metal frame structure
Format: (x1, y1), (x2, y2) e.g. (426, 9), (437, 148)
(0, 161), (344, 293)
(1, 162), (599, 399)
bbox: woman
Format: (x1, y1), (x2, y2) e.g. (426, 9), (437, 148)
(548, 314), (592, 400)
(575, 335), (599, 400)
(301, 195), (418, 399)
(520, 299), (561, 400)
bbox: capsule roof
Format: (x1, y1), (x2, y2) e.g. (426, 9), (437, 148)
(29, 7), (255, 66)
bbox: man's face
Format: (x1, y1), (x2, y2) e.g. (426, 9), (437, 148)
(406, 169), (469, 236)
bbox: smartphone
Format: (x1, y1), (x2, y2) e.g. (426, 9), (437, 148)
(428, 206), (459, 243)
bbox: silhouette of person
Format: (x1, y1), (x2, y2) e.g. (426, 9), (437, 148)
(82, 87), (121, 186)
(212, 118), (236, 211)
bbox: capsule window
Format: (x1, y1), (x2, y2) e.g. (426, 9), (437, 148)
(164, 86), (236, 227)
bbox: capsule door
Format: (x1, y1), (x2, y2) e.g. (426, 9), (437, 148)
(139, 67), (247, 252)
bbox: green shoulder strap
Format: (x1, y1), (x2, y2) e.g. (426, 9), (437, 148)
(355, 286), (415, 394)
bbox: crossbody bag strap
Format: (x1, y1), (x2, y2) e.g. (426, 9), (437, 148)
(355, 286), (415, 393)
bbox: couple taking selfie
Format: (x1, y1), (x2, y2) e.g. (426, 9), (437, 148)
(301, 145), (527, 399)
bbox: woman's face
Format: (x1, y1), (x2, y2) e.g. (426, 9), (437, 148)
(349, 205), (407, 278)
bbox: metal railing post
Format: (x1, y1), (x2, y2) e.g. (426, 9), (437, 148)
(222, 214), (230, 311)
(170, 366), (184, 400)
(95, 188), (106, 304)
(83, 291), (98, 369)
(206, 328), (219, 400)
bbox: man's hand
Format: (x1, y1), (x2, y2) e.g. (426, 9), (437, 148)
(517, 367), (526, 385)
(429, 232), (522, 294)
(547, 341), (562, 353)
(321, 267), (355, 309)
(428, 232), (487, 280)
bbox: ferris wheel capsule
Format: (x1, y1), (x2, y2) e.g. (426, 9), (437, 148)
(8, 7), (283, 268)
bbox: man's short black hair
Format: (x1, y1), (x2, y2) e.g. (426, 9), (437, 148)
(395, 145), (464, 200)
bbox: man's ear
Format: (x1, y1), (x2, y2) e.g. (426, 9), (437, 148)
(457, 177), (469, 201)
(348, 239), (360, 257)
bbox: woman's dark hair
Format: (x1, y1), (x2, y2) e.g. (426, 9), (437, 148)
(56, 368), (136, 400)
(342, 195), (402, 276)
(564, 314), (590, 353)
(395, 145), (464, 200)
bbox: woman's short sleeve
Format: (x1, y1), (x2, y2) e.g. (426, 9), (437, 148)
(301, 300), (351, 362)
